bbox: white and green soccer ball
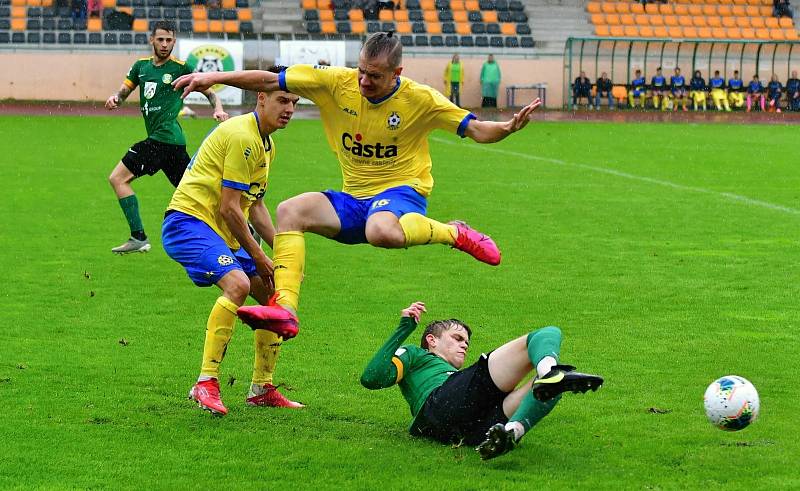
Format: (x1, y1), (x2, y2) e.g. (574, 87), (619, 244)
(704, 376), (760, 431)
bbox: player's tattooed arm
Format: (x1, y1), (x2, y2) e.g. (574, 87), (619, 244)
(201, 89), (230, 122)
(105, 84), (133, 110)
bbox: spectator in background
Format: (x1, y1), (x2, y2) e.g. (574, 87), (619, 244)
(689, 69), (707, 111)
(377, 0), (395, 10)
(650, 66), (667, 110)
(786, 70), (800, 110)
(629, 69), (647, 109)
(774, 0), (793, 18)
(444, 54), (464, 107)
(87, 0), (101, 17)
(362, 0), (379, 20)
(709, 70), (730, 112)
(767, 74), (783, 112)
(595, 71), (613, 110)
(572, 70), (592, 110)
(670, 67), (688, 112)
(746, 74), (765, 112)
(71, 0), (87, 21)
(728, 70), (745, 109)
(480, 54), (501, 108)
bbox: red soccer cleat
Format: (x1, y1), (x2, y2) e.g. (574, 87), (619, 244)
(246, 384), (305, 409)
(237, 297), (299, 339)
(449, 221), (501, 266)
(188, 379), (228, 415)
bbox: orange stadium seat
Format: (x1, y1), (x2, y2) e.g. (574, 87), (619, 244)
(41, 0), (53, 6)
(745, 5), (759, 16)
(349, 20), (364, 32)
(605, 13), (620, 24)
(765, 17), (779, 28)
(238, 8), (252, 20)
(639, 25), (653, 36)
(591, 13), (604, 24)
(631, 3), (644, 14)
(319, 9), (333, 20)
(316, 0), (330, 8)
(456, 21), (470, 33)
(587, 1), (601, 13)
(733, 0), (747, 4)
(649, 15), (664, 25)
(395, 21), (410, 32)
(464, 0), (477, 10)
(759, 6), (771, 16)
(722, 16), (736, 27)
(10, 5), (24, 16)
(653, 25), (668, 36)
(483, 10), (496, 21)
(634, 14), (649, 25)
(736, 16), (750, 27)
(394, 9), (408, 21)
(117, 6), (132, 14)
(601, 2), (615, 14)
(688, 4), (701, 15)
(659, 4), (673, 15)
(678, 15), (691, 26)
(756, 27), (770, 38)
(770, 28), (785, 39)
(420, 0), (434, 9)
(427, 21), (441, 33)
(718, 5), (732, 15)
(731, 5), (746, 15)
(302, 0), (315, 7)
(348, 9), (363, 20)
(192, 6), (207, 20)
(132, 19), (148, 31)
(697, 27), (711, 37)
(194, 20), (208, 32)
(623, 25), (638, 36)
(321, 20), (335, 32)
(683, 26), (697, 37)
(595, 24), (610, 36)
(779, 17), (793, 27)
(645, 4), (657, 14)
(87, 17), (102, 30)
(609, 25), (624, 36)
(785, 28), (798, 39)
(453, 10), (467, 21)
(450, 0), (464, 9)
(378, 9), (392, 20)
(223, 20), (239, 32)
(692, 16), (707, 27)
(664, 15), (677, 26)
(702, 4), (716, 15)
(615, 2), (630, 14)
(423, 9), (436, 21)
(668, 25), (683, 37)
(674, 4), (688, 15)
(222, 0), (235, 8)
(711, 27), (726, 37)
(103, 0), (116, 7)
(740, 27), (755, 37)
(674, 0), (689, 4)
(750, 17), (765, 28)
(500, 22), (514, 34)
(10, 18), (25, 30)
(727, 26), (743, 38)
(707, 16), (721, 27)
(620, 13), (634, 25)
(27, 0), (41, 6)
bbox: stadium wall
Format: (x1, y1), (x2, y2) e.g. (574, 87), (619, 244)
(0, 50), (563, 108)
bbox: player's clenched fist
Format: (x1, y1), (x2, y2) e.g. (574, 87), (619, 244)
(105, 94), (120, 110)
(401, 301), (427, 323)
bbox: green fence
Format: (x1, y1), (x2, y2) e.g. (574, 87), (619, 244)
(563, 37), (800, 107)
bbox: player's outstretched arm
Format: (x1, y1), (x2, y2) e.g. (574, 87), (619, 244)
(360, 301), (426, 390)
(464, 97), (542, 144)
(173, 70), (281, 99)
(105, 83), (133, 110)
(201, 88), (229, 122)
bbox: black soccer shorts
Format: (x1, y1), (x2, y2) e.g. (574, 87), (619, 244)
(410, 352), (510, 446)
(121, 138), (190, 188)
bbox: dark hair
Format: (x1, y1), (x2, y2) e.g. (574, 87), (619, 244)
(734, 70), (739, 74)
(151, 20), (176, 36)
(420, 319), (472, 349)
(362, 31), (403, 69)
(267, 65), (288, 74)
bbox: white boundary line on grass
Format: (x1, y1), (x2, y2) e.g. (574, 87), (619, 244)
(431, 137), (800, 216)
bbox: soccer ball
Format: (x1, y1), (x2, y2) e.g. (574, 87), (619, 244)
(704, 376), (760, 431)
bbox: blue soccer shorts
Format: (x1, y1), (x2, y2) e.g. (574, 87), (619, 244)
(162, 210), (257, 287)
(322, 185), (428, 244)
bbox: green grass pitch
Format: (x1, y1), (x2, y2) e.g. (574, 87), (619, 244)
(1, 114), (799, 489)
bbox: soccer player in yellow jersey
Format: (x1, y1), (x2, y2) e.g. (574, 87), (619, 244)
(174, 32), (541, 338)
(162, 66), (302, 416)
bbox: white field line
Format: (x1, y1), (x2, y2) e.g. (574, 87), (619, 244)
(431, 137), (800, 216)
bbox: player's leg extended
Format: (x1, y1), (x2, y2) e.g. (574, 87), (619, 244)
(108, 162), (150, 253)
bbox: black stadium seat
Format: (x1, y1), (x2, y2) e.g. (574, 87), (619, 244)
(0, 31), (10, 42)
(380, 21), (394, 31)
(119, 32), (133, 43)
(43, 31), (55, 43)
(498, 11), (511, 22)
(445, 34), (457, 46)
(471, 22), (485, 33)
(412, 21), (425, 33)
(222, 8), (236, 19)
(147, 0), (160, 6)
(148, 7), (162, 17)
(516, 23), (530, 35)
(117, 0), (131, 6)
(435, 0), (448, 9)
(441, 21), (454, 33)
(490, 35), (502, 47)
(73, 31), (87, 43)
(207, 7), (221, 19)
(162, 7), (176, 18)
(479, 0), (494, 9)
(27, 31), (40, 43)
(104, 32), (118, 43)
(494, 0), (508, 10)
(438, 10), (453, 21)
(12, 31), (24, 42)
(28, 6), (42, 16)
(57, 31), (71, 42)
(239, 20), (253, 32)
(334, 9), (348, 20)
(132, 0), (145, 6)
(235, 0), (248, 7)
(400, 34), (413, 46)
(178, 19), (193, 31)
(430, 34), (443, 46)
(305, 20), (321, 33)
(408, 9), (422, 21)
(88, 32), (102, 43)
(512, 11), (527, 22)
(42, 7), (55, 16)
(177, 8), (191, 18)
(57, 18), (72, 29)
(0, 6), (10, 16)
(41, 18), (55, 29)
(367, 20), (380, 32)
(520, 36), (533, 47)
(504, 36), (518, 47)
(0, 18), (9, 29)
(486, 22), (499, 34)
(336, 21), (351, 33)
(475, 35), (488, 46)
(133, 7), (146, 18)
(414, 34), (428, 46)
(134, 32), (148, 43)
(72, 18), (86, 29)
(468, 10), (481, 21)
(27, 18), (40, 29)
(304, 10), (318, 20)
(405, 0), (420, 9)
(459, 35), (473, 46)
(509, 0), (523, 10)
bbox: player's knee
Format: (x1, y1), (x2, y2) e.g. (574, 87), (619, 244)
(224, 276), (251, 304)
(276, 198), (308, 231)
(365, 221), (405, 248)
(527, 326), (562, 346)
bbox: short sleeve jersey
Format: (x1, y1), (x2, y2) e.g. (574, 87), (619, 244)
(123, 56), (195, 145)
(391, 344), (458, 418)
(651, 75), (666, 88)
(729, 78), (744, 91)
(167, 112), (275, 249)
(671, 75), (685, 89)
(710, 77), (725, 89)
(278, 64), (473, 199)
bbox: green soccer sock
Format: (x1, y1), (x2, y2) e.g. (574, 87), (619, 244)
(509, 393), (561, 437)
(118, 194), (146, 239)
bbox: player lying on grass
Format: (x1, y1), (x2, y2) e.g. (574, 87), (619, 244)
(105, 20), (228, 255)
(161, 66), (302, 416)
(173, 32), (542, 341)
(360, 301), (603, 460)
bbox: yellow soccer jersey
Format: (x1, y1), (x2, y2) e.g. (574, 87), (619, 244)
(279, 64), (473, 198)
(168, 112), (275, 249)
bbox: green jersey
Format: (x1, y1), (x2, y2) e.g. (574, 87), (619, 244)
(123, 56), (195, 145)
(361, 317), (458, 430)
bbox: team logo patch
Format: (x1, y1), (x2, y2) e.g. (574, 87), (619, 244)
(394, 347), (406, 356)
(143, 81), (157, 100)
(162, 73), (173, 84)
(217, 255), (234, 266)
(185, 45), (236, 92)
(387, 112), (401, 130)
(244, 146), (252, 159)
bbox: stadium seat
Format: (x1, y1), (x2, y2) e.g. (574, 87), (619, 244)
(134, 31), (147, 42)
(515, 22), (529, 34)
(207, 7), (221, 19)
(663, 15), (677, 26)
(673, 4), (688, 15)
(426, 20), (440, 33)
(586, 1), (600, 13)
(495, 0), (507, 11)
(477, 0), (492, 9)
(0, 6), (8, 15)
(27, 18), (41, 29)
(85, 31), (100, 42)
(405, 0), (419, 8)
(741, 27), (755, 38)
(667, 25), (682, 37)
(103, 31), (118, 43)
(28, 5), (40, 15)
(10, 17), (23, 28)
(350, 19), (364, 32)
(756, 27), (770, 39)
(445, 33), (457, 45)
(11, 31), (24, 41)
(687, 4), (700, 15)
(414, 33), (428, 45)
(620, 13), (633, 25)
(459, 34), (472, 45)
(722, 16), (736, 27)
(430, 34), (443, 45)
(26, 31), (39, 42)
(132, 18), (146, 30)
(697, 26), (711, 37)
(659, 4), (673, 14)
(726, 27), (741, 38)
(450, 0), (463, 10)
(435, 0), (448, 9)
(162, 6), (175, 17)
(650, 16), (663, 26)
(419, 0), (433, 9)
(707, 16), (721, 27)
(40, 16), (53, 28)
(334, 8), (347, 20)
(42, 31), (55, 42)
(486, 21), (498, 33)
(511, 11), (526, 22)
(786, 28), (798, 39)
(380, 20), (394, 30)
(639, 25), (653, 36)
(690, 16), (705, 27)
(366, 20), (379, 32)
(770, 28), (785, 39)
(483, 9), (496, 22)
(193, 19), (208, 31)
(399, 33), (413, 45)
(489, 35), (502, 47)
(177, 7), (190, 18)
(601, 2), (614, 14)
(615, 2), (629, 14)
(504, 35), (517, 47)
(441, 21), (454, 32)
(605, 13), (619, 25)
(464, 0), (477, 9)
(336, 20), (350, 32)
(348, 8), (363, 21)
(731, 5), (746, 16)
(711, 26), (725, 37)
(0, 18), (8, 28)
(422, 9), (435, 21)
(132, 0), (144, 6)
(474, 34), (487, 46)
(623, 25), (637, 36)
(736, 16), (750, 27)
(751, 17), (764, 28)
(438, 9), (452, 21)
(223, 19), (237, 31)
(499, 21), (513, 34)
(0, 31), (12, 42)
(395, 20), (409, 32)
(718, 5), (732, 16)
(321, 19), (335, 32)
(520, 35), (533, 47)
(222, 7), (236, 19)
(239, 20), (252, 31)
(471, 21), (484, 33)
(178, 19), (192, 31)
(70, 31), (85, 42)
(595, 24), (609, 36)
(119, 31), (133, 43)
(779, 17), (793, 28)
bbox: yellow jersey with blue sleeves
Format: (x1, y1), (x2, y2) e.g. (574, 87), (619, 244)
(279, 64), (474, 199)
(167, 112), (274, 249)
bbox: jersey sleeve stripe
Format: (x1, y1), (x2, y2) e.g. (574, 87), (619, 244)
(391, 356), (404, 383)
(221, 179), (250, 191)
(278, 70), (288, 91)
(123, 79), (135, 89)
(456, 113), (477, 138)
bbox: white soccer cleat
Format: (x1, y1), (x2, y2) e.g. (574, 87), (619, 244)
(112, 237), (151, 254)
